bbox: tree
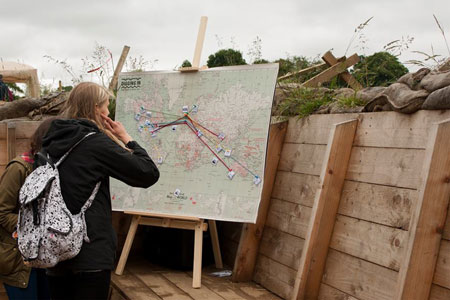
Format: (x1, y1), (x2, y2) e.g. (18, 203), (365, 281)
(351, 51), (409, 87)
(207, 49), (246, 68)
(253, 59), (269, 64)
(181, 60), (192, 68)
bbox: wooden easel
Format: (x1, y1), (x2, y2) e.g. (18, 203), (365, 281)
(114, 211), (223, 288)
(114, 16), (223, 289)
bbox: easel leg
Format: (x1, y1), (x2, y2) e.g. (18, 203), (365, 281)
(115, 215), (140, 275)
(192, 220), (204, 288)
(208, 220), (223, 269)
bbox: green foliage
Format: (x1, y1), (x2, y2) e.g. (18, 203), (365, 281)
(5, 83), (23, 99)
(108, 97), (116, 120)
(181, 60), (192, 68)
(253, 59), (269, 64)
(275, 56), (311, 77)
(337, 94), (366, 108)
(61, 86), (73, 92)
(207, 49), (246, 68)
(352, 52), (408, 87)
(277, 87), (333, 118)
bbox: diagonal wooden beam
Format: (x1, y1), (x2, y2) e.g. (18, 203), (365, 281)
(291, 119), (358, 300)
(277, 62), (326, 81)
(322, 51), (363, 90)
(394, 118), (450, 300)
(301, 54), (360, 88)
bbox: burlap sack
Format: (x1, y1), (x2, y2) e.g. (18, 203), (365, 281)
(419, 70), (450, 92)
(422, 85), (450, 110)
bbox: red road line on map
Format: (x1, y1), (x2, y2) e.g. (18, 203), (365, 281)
(184, 121), (232, 171)
(186, 115), (220, 137)
(150, 115), (187, 133)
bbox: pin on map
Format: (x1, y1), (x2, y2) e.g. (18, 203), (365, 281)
(174, 189), (181, 197)
(138, 125), (144, 133)
(192, 104), (198, 113)
(197, 130), (203, 137)
(182, 105), (189, 113)
(172, 125), (177, 131)
(224, 149), (232, 157)
(144, 120), (151, 127)
(157, 157), (163, 164)
(216, 145), (223, 153)
(212, 157), (219, 165)
(253, 176), (262, 185)
(146, 111), (152, 118)
(140, 106), (146, 112)
(227, 171), (236, 180)
(218, 133), (226, 140)
(134, 113), (141, 121)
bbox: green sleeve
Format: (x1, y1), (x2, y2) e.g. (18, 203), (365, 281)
(0, 162), (28, 233)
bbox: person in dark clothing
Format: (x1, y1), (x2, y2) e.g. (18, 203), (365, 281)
(0, 75), (13, 101)
(43, 82), (160, 300)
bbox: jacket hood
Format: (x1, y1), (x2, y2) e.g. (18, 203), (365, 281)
(42, 119), (100, 159)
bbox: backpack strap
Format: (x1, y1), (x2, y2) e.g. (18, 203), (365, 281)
(55, 132), (96, 167)
(80, 181), (101, 242)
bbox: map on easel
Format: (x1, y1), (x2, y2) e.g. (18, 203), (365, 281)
(111, 63), (278, 223)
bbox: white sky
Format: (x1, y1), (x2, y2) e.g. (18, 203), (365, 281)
(2, 0), (449, 87)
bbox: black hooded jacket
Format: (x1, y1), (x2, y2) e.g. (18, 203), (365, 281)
(41, 119), (159, 271)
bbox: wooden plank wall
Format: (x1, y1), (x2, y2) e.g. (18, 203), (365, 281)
(0, 121), (41, 176)
(252, 110), (450, 300)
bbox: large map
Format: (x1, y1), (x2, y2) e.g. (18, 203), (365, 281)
(111, 64), (278, 223)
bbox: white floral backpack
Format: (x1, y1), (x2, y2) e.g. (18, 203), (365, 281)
(17, 132), (101, 268)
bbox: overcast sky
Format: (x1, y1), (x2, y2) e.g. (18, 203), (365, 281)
(1, 0), (449, 87)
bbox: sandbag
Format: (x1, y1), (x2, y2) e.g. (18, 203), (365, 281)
(363, 83), (429, 114)
(419, 70), (450, 92)
(397, 68), (430, 90)
(422, 85), (450, 110)
(356, 87), (386, 102)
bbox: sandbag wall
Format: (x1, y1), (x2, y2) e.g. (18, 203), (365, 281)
(0, 121), (41, 176)
(252, 110), (450, 300)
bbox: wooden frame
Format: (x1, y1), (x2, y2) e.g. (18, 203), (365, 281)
(394, 118), (450, 299)
(179, 16), (208, 72)
(114, 211), (222, 289)
(291, 119), (358, 300)
(109, 45), (130, 93)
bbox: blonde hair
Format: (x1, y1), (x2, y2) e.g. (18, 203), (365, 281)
(62, 82), (123, 146)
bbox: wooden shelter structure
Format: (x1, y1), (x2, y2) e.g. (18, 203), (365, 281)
(0, 61), (40, 98)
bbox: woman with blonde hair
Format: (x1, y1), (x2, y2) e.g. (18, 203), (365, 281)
(42, 82), (159, 300)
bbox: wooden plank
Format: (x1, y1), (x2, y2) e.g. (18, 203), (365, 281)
(277, 62), (326, 80)
(192, 16), (208, 68)
(292, 119), (358, 300)
(109, 45), (130, 92)
(278, 143), (326, 175)
(443, 204), (450, 240)
(433, 239), (450, 289)
(318, 283), (359, 300)
(232, 121), (287, 282)
(259, 226), (304, 269)
(302, 54), (359, 88)
(208, 220), (223, 268)
(271, 171), (320, 208)
(193, 220), (204, 288)
(322, 249), (397, 300)
(322, 51), (363, 90)
(0, 121), (41, 139)
(339, 180), (416, 230)
(285, 111), (450, 148)
(265, 199), (311, 238)
(237, 283), (282, 300)
(253, 255), (297, 300)
(346, 147), (424, 189)
(115, 215), (141, 275)
(395, 119), (450, 300)
(330, 215), (407, 271)
(111, 271), (161, 300)
(138, 217), (207, 231)
(161, 272), (224, 300)
(7, 124), (16, 162)
(0, 139), (31, 164)
(131, 272), (193, 300)
(124, 211), (201, 221)
(429, 284), (450, 300)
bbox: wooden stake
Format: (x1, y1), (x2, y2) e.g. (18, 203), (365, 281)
(208, 220), (223, 268)
(322, 51), (363, 90)
(232, 121), (288, 282)
(193, 219), (204, 288)
(109, 45), (130, 93)
(291, 119), (358, 300)
(115, 215), (140, 276)
(394, 118), (450, 300)
(192, 16), (208, 68)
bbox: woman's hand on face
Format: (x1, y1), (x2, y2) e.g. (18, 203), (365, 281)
(101, 114), (132, 144)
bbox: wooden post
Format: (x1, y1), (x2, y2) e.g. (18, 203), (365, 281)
(301, 54), (360, 88)
(394, 119), (450, 300)
(6, 122), (16, 162)
(115, 215), (140, 275)
(193, 219), (204, 288)
(208, 220), (223, 268)
(109, 45), (130, 93)
(321, 51), (363, 90)
(291, 119), (358, 300)
(232, 121), (288, 282)
(192, 16), (208, 68)
(58, 80), (62, 92)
